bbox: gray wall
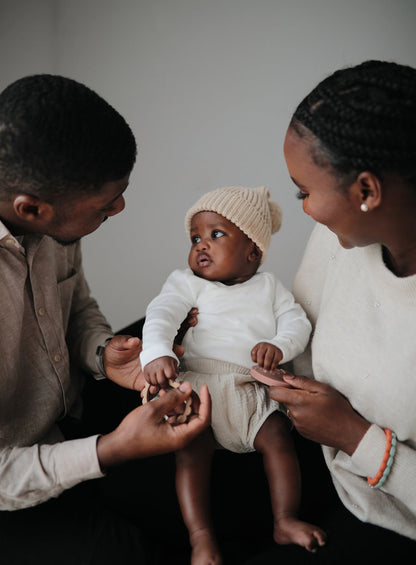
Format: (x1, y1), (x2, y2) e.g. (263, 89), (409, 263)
(1, 0), (415, 330)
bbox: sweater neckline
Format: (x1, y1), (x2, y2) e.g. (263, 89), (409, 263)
(365, 243), (416, 293)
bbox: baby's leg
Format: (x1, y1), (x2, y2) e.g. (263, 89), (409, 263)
(254, 412), (326, 553)
(175, 428), (222, 565)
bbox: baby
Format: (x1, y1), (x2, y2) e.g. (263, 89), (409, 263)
(140, 186), (326, 564)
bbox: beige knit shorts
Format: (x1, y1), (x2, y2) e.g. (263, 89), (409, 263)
(179, 358), (281, 453)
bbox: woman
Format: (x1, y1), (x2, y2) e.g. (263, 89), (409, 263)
(246, 60), (416, 563)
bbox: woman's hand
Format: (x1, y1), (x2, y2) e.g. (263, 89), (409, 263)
(269, 373), (370, 456)
(96, 382), (211, 470)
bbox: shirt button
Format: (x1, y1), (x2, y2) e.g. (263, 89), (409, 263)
(38, 307), (46, 316)
(5, 237), (18, 248)
(54, 354), (61, 363)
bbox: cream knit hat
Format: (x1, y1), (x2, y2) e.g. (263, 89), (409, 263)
(184, 186), (282, 264)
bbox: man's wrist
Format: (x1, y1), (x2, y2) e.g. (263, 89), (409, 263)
(95, 337), (113, 377)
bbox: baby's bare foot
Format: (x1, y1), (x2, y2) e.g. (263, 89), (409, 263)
(274, 516), (327, 553)
(190, 528), (222, 565)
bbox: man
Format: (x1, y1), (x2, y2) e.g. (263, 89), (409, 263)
(0, 74), (210, 563)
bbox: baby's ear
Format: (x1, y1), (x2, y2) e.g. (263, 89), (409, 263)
(248, 243), (262, 264)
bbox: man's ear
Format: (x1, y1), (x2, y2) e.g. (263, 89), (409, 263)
(13, 194), (54, 223)
(248, 243), (262, 264)
(351, 171), (382, 211)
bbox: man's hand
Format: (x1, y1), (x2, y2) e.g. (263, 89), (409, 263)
(174, 307), (198, 345)
(103, 335), (144, 391)
(251, 342), (283, 370)
(103, 336), (185, 392)
(96, 382), (211, 470)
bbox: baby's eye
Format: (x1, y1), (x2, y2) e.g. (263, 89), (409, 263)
(296, 190), (308, 200)
(212, 230), (225, 239)
(191, 235), (201, 244)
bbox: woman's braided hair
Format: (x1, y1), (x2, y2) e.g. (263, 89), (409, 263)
(290, 60), (416, 189)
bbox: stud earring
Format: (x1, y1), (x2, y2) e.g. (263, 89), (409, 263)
(360, 203), (369, 212)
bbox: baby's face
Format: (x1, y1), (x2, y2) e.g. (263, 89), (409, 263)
(188, 211), (260, 285)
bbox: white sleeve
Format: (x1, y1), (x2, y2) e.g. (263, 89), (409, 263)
(264, 277), (312, 363)
(293, 224), (337, 327)
(0, 436), (103, 510)
(292, 224), (338, 376)
(350, 425), (416, 516)
(140, 270), (195, 368)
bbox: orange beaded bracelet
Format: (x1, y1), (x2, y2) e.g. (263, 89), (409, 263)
(367, 428), (397, 489)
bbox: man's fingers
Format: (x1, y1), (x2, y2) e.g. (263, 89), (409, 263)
(173, 385), (211, 436)
(151, 381), (193, 417)
(172, 344), (185, 358)
(196, 385), (211, 423)
(108, 335), (141, 351)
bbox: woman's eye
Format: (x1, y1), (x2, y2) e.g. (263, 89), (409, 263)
(296, 190), (308, 200)
(191, 235), (201, 244)
(212, 230), (225, 238)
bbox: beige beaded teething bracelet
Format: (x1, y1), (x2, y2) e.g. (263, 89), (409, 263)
(141, 379), (193, 425)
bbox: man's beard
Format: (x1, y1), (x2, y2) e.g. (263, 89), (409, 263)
(52, 236), (80, 247)
(49, 216), (108, 246)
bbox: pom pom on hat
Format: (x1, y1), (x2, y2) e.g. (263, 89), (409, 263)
(184, 186), (282, 264)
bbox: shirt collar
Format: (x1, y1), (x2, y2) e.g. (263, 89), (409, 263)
(0, 218), (25, 252)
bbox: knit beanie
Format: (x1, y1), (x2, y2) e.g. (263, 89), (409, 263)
(184, 186), (282, 264)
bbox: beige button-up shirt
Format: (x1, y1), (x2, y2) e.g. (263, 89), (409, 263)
(0, 220), (113, 509)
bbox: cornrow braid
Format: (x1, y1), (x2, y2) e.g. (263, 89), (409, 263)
(291, 60), (416, 188)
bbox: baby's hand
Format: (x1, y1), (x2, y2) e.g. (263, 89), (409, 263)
(251, 342), (283, 371)
(143, 356), (179, 390)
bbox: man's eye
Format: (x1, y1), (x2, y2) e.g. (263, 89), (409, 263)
(212, 230), (225, 238)
(191, 235), (201, 244)
(296, 191), (308, 200)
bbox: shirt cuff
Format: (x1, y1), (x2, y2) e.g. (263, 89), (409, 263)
(350, 423), (388, 478)
(140, 345), (179, 369)
(44, 435), (105, 489)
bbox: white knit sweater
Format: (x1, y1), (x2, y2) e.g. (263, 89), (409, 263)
(293, 224), (416, 539)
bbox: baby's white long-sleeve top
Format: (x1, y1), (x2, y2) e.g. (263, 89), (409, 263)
(140, 268), (311, 370)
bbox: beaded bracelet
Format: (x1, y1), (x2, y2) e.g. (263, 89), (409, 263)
(367, 428), (397, 489)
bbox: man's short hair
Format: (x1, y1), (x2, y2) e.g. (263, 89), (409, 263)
(0, 74), (137, 201)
